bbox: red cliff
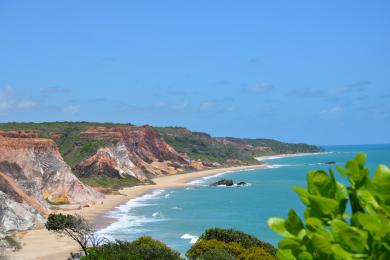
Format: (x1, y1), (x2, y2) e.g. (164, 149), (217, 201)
(77, 126), (196, 180)
(0, 133), (102, 213)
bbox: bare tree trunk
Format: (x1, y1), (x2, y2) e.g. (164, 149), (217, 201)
(79, 244), (88, 257)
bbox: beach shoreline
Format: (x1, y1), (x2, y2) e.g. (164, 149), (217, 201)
(255, 151), (327, 161)
(9, 164), (265, 260)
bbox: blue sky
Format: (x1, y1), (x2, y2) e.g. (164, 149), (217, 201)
(0, 1), (389, 145)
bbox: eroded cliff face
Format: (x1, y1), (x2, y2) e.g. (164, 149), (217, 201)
(0, 191), (45, 236)
(77, 126), (196, 180)
(0, 135), (102, 213)
(77, 141), (139, 179)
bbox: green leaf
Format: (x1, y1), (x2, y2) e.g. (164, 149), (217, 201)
(346, 160), (360, 184)
(307, 170), (336, 198)
(293, 186), (310, 206)
(357, 189), (379, 210)
(277, 249), (297, 260)
(354, 152), (366, 167)
(372, 165), (390, 215)
(297, 251), (312, 260)
(307, 195), (338, 217)
(378, 252), (390, 260)
(335, 181), (348, 213)
(372, 165), (390, 188)
(336, 165), (347, 177)
(335, 182), (348, 201)
(331, 244), (355, 260)
(330, 219), (368, 253)
(312, 234), (332, 255)
(279, 238), (301, 251)
(351, 212), (381, 233)
(268, 218), (292, 238)
(305, 217), (322, 231)
(285, 210), (304, 236)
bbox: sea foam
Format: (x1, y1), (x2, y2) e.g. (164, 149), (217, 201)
(98, 189), (167, 237)
(256, 151), (332, 162)
(188, 171), (232, 185)
(181, 233), (199, 244)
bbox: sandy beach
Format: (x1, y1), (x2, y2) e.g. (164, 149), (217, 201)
(9, 164), (265, 260)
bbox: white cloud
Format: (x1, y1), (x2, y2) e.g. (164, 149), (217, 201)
(321, 105), (343, 115)
(199, 101), (216, 111)
(63, 105), (80, 115)
(0, 86), (38, 114)
(17, 100), (37, 109)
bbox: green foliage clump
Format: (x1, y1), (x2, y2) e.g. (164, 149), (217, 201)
(227, 137), (323, 156)
(196, 248), (236, 260)
(186, 228), (276, 260)
(79, 176), (141, 190)
(155, 127), (258, 164)
(238, 247), (276, 260)
(56, 129), (115, 168)
(4, 235), (21, 250)
(155, 127), (322, 165)
(82, 237), (182, 260)
(45, 198), (67, 206)
(46, 213), (94, 256)
(186, 239), (245, 259)
(268, 152), (390, 259)
(45, 213), (76, 231)
(199, 228), (276, 255)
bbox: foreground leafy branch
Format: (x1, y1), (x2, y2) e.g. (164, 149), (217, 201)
(268, 153), (390, 259)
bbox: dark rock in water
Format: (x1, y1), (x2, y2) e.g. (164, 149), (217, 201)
(237, 182), (247, 186)
(210, 179), (234, 186)
(324, 161), (336, 165)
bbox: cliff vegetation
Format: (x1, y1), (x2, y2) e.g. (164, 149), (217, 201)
(155, 127), (322, 164)
(0, 122), (322, 168)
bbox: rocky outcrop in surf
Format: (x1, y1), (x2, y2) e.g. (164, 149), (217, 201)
(210, 179), (234, 186)
(209, 179), (248, 187)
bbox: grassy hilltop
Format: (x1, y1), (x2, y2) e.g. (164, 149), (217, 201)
(0, 122), (322, 167)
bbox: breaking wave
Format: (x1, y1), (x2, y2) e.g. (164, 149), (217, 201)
(98, 189), (167, 238)
(181, 233), (199, 244)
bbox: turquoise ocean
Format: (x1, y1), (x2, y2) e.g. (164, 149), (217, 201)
(98, 144), (390, 254)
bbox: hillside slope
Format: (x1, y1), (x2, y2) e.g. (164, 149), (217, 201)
(0, 123), (199, 190)
(0, 123), (322, 170)
(155, 127), (322, 165)
(0, 133), (102, 212)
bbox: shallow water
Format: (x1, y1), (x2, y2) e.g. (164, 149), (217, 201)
(98, 144), (390, 254)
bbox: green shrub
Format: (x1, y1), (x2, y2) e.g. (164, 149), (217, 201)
(239, 247), (275, 260)
(186, 237), (276, 260)
(45, 198), (67, 205)
(79, 176), (141, 190)
(82, 237), (182, 260)
(4, 235), (21, 250)
(197, 248), (235, 260)
(268, 153), (390, 259)
(46, 213), (94, 256)
(186, 239), (245, 259)
(199, 228), (276, 255)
